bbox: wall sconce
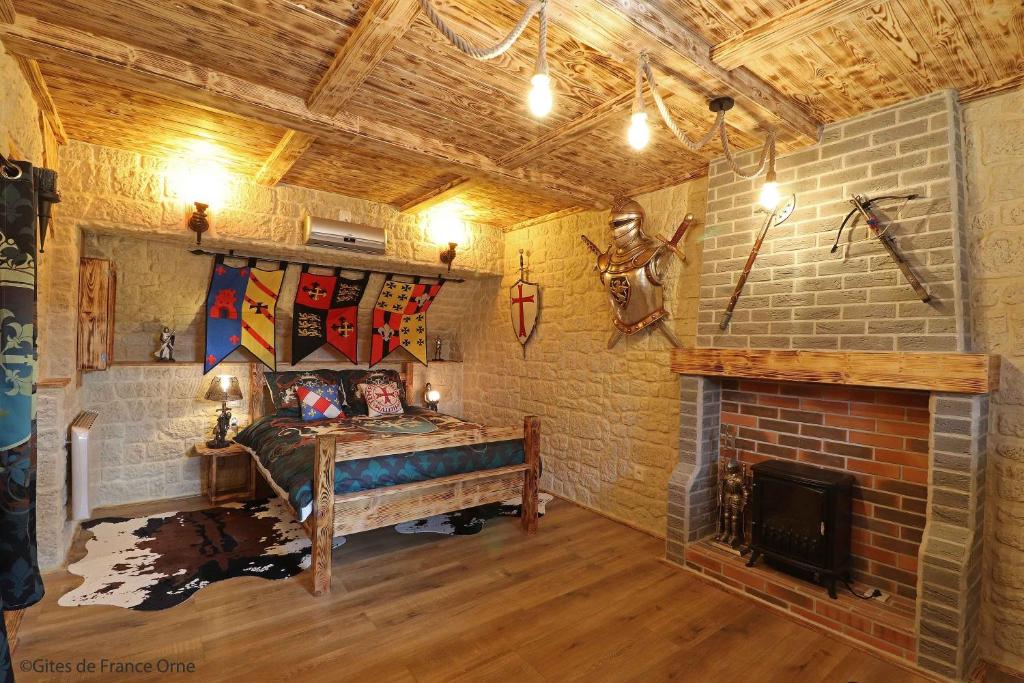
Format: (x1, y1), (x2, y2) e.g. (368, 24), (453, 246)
(169, 144), (227, 245)
(428, 203), (466, 273)
(439, 241), (457, 272)
(188, 201), (210, 244)
(424, 383), (441, 412)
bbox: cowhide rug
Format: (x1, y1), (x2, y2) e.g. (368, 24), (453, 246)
(60, 494), (551, 611)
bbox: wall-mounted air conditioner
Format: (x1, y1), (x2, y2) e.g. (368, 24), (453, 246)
(303, 215), (387, 255)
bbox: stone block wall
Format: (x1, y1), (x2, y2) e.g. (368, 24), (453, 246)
(962, 86), (1024, 673)
(698, 90), (970, 353)
(462, 178), (707, 536)
(917, 393), (988, 679)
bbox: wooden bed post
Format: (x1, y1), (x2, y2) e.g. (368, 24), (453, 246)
(522, 416), (540, 533)
(311, 435), (336, 596)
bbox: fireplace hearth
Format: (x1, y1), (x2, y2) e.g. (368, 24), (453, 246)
(746, 460), (853, 599)
(669, 348), (996, 678)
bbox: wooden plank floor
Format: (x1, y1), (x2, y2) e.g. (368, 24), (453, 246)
(13, 498), (927, 682)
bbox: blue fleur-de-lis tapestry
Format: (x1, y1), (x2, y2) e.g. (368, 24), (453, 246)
(1, 160), (45, 683)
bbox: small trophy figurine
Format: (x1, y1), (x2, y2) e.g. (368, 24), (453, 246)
(155, 326), (176, 362)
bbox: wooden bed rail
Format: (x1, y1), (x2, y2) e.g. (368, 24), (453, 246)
(310, 415), (540, 596)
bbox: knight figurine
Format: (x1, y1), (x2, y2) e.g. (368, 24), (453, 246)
(581, 199), (693, 348)
(716, 459), (750, 549)
(155, 326), (176, 362)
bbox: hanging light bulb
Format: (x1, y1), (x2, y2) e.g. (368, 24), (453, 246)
(528, 72), (553, 118)
(628, 111), (650, 150)
(528, 1), (553, 118)
(759, 177), (781, 210)
(627, 52), (650, 150)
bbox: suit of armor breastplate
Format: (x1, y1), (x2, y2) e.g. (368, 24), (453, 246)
(596, 201), (670, 335)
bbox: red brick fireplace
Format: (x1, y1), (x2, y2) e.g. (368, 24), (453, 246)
(667, 349), (998, 680)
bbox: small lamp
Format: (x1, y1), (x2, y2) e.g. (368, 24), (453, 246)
(204, 374), (243, 448)
(424, 383), (441, 412)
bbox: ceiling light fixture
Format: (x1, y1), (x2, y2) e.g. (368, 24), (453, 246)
(419, 0), (552, 118)
(631, 52), (778, 201)
(627, 58), (651, 149)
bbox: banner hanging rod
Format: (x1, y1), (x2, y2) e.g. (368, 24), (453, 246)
(188, 248), (465, 284)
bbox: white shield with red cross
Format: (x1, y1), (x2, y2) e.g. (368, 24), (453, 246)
(509, 279), (539, 346)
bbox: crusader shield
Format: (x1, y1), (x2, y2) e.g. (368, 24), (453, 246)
(509, 279), (538, 347)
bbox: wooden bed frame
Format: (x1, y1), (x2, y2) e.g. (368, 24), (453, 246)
(246, 361), (540, 595)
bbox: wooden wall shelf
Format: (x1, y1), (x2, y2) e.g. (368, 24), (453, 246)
(670, 348), (1000, 394)
(38, 377), (71, 389)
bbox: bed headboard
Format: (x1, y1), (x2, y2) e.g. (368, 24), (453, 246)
(247, 361), (415, 422)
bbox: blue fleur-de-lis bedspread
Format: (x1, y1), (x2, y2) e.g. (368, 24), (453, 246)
(234, 407), (529, 522)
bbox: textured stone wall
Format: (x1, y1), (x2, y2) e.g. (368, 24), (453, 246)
(462, 179), (707, 536)
(963, 87), (1024, 674)
(699, 90), (970, 353)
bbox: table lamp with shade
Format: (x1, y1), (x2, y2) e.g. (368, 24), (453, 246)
(205, 374), (243, 448)
(424, 383), (441, 412)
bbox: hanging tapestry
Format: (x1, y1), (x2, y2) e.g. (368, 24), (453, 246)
(291, 267), (369, 364)
(1, 159), (46, 683)
(204, 256), (285, 373)
(369, 276), (445, 367)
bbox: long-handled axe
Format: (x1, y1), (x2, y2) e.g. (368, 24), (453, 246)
(720, 195), (796, 330)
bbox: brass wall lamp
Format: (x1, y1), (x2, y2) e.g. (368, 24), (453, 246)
(439, 241), (458, 272)
(188, 201), (210, 245)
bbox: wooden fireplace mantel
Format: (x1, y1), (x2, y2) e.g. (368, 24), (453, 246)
(670, 348), (1000, 394)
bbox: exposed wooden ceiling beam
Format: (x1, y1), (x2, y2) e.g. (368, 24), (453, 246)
(0, 0), (13, 24)
(499, 90), (633, 169)
(711, 0), (877, 70)
(503, 206), (587, 232)
(397, 176), (478, 213)
(0, 16), (609, 208)
(14, 57), (67, 144)
(517, 0), (822, 144)
(623, 166), (707, 198)
(255, 130), (317, 186)
(307, 0), (419, 116)
(959, 72), (1024, 103)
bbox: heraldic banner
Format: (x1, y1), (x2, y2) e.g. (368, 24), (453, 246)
(292, 266), (369, 364)
(1, 159), (46, 683)
(204, 256), (285, 373)
(369, 276), (444, 367)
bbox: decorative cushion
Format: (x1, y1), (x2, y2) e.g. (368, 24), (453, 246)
(264, 370), (344, 413)
(340, 369), (407, 415)
(359, 382), (405, 417)
(296, 384), (344, 422)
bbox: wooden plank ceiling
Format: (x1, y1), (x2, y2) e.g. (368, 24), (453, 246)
(2, 0), (1021, 229)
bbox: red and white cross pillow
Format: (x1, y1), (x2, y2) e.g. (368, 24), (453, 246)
(359, 381), (405, 417)
(296, 384), (344, 422)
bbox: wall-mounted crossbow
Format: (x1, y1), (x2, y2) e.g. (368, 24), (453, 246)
(832, 193), (931, 303)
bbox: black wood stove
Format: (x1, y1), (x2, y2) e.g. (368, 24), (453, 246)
(745, 460), (853, 598)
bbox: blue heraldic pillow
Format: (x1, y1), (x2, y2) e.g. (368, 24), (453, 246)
(296, 384), (344, 422)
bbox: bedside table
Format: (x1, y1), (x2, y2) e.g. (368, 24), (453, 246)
(191, 442), (255, 505)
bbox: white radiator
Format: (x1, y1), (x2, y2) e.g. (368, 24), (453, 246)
(70, 411), (99, 521)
